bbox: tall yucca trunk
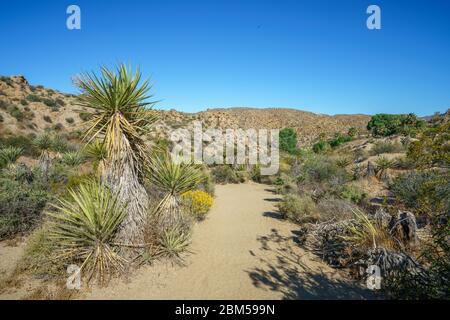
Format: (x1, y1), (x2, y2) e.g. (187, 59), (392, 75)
(102, 133), (149, 245)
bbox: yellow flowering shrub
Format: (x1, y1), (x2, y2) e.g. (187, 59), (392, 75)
(181, 190), (214, 219)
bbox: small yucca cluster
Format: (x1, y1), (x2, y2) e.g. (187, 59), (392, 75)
(0, 146), (23, 168)
(47, 180), (128, 284)
(181, 190), (214, 219)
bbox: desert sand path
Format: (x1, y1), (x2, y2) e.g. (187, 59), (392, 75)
(88, 182), (373, 299)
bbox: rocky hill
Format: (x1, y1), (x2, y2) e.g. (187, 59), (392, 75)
(0, 76), (370, 145)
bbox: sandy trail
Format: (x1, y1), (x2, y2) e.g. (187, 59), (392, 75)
(88, 182), (373, 300)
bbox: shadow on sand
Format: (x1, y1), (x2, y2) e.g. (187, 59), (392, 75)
(246, 227), (377, 300)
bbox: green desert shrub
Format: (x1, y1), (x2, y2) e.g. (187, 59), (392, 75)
(20, 99), (28, 106)
(328, 133), (353, 148)
(211, 165), (240, 184)
(0, 178), (49, 239)
(407, 120), (450, 169)
(197, 167), (215, 195)
(0, 135), (39, 157)
(313, 140), (330, 153)
(68, 129), (83, 140)
(7, 105), (24, 121)
(394, 156), (416, 170)
(340, 184), (367, 205)
(78, 112), (91, 121)
(42, 98), (57, 108)
(55, 98), (65, 107)
(64, 173), (96, 192)
(278, 194), (318, 224)
(17, 226), (65, 277)
(274, 173), (298, 195)
(279, 128), (298, 154)
(26, 94), (41, 102)
(250, 164), (261, 182)
(0, 114), (3, 122)
(46, 181), (127, 283)
(65, 117), (74, 124)
(347, 127), (359, 138)
(390, 170), (448, 217)
(367, 113), (425, 137)
(43, 115), (52, 123)
(370, 141), (404, 156)
(51, 134), (71, 153)
(301, 155), (344, 184)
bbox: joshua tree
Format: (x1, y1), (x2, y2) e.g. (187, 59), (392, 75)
(75, 64), (158, 244)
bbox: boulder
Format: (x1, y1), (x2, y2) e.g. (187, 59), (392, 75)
(392, 211), (419, 247)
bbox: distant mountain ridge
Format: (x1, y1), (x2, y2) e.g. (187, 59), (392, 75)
(1, 75), (371, 145)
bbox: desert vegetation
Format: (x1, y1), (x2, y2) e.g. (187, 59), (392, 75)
(0, 67), (215, 295)
(268, 112), (449, 299)
(0, 70), (448, 300)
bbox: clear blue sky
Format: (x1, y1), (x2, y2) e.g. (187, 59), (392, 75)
(1, 0), (449, 116)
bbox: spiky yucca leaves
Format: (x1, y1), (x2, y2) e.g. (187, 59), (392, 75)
(75, 64), (158, 165)
(0, 146), (23, 168)
(75, 64), (158, 245)
(159, 224), (191, 259)
(33, 133), (53, 182)
(61, 151), (85, 167)
(375, 156), (396, 179)
(149, 152), (204, 230)
(47, 181), (127, 284)
(84, 139), (107, 177)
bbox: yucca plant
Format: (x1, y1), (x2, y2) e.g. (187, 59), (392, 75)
(46, 180), (128, 283)
(33, 133), (53, 181)
(336, 156), (352, 168)
(61, 151), (85, 167)
(75, 64), (158, 244)
(148, 151), (204, 229)
(375, 155), (396, 179)
(159, 224), (191, 259)
(84, 139), (107, 177)
(0, 146), (23, 168)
